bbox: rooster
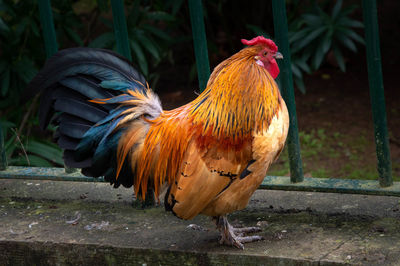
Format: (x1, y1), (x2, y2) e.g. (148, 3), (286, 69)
(27, 36), (288, 249)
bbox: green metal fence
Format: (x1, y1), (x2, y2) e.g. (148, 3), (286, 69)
(0, 0), (397, 197)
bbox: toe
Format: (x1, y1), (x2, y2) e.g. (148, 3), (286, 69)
(233, 226), (262, 234)
(236, 235), (264, 244)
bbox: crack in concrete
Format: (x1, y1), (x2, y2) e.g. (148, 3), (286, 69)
(318, 237), (350, 264)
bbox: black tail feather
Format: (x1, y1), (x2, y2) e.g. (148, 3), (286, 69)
(25, 48), (146, 101)
(64, 150), (92, 168)
(57, 135), (80, 150)
(58, 122), (91, 139)
(54, 98), (108, 124)
(26, 47), (150, 186)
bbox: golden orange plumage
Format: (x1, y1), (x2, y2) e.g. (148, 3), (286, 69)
(112, 41), (287, 207)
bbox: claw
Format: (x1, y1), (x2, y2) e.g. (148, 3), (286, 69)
(215, 216), (263, 249)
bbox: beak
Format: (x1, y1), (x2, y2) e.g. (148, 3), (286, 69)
(274, 52), (283, 59)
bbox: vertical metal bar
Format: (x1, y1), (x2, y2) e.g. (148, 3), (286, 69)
(188, 0), (211, 91)
(37, 0), (58, 57)
(111, 0), (132, 61)
(272, 0), (304, 183)
(0, 124), (7, 170)
(362, 0), (392, 187)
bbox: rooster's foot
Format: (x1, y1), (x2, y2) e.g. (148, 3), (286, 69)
(214, 215), (263, 249)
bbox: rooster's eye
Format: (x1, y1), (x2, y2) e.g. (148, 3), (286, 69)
(263, 51), (268, 57)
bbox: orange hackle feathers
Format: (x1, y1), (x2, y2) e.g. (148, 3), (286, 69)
(189, 45), (281, 140)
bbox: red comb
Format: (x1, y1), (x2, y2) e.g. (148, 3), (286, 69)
(241, 36), (278, 52)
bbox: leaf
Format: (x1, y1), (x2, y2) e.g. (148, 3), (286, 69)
(141, 24), (172, 41)
(331, 0), (343, 20)
(289, 28), (308, 44)
(0, 120), (16, 133)
(13, 57), (38, 84)
(341, 28), (365, 45)
(0, 2), (16, 17)
(26, 155), (55, 167)
(0, 69), (10, 97)
(302, 14), (323, 26)
(135, 33), (161, 61)
(130, 40), (148, 76)
(146, 11), (175, 22)
(333, 45), (346, 72)
(294, 76), (306, 94)
(4, 135), (17, 158)
(9, 154), (53, 167)
(88, 32), (115, 48)
(148, 72), (160, 90)
(338, 18), (364, 28)
(321, 32), (332, 54)
(338, 4), (358, 18)
(313, 39), (326, 69)
(128, 0), (141, 26)
(301, 47), (314, 62)
(30, 20), (40, 37)
(336, 33), (357, 52)
(318, 7), (332, 23)
(64, 27), (84, 46)
(296, 58), (311, 73)
(0, 17), (9, 32)
(26, 140), (64, 165)
(15, 17), (29, 38)
(296, 27), (326, 51)
(291, 63), (302, 79)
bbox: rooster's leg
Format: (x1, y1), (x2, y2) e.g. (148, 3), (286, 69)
(214, 215), (263, 249)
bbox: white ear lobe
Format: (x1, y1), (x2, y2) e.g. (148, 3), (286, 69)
(256, 60), (264, 67)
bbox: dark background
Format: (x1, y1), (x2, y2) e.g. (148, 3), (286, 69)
(0, 0), (399, 179)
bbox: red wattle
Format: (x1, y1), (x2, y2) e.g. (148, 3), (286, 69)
(266, 59), (280, 79)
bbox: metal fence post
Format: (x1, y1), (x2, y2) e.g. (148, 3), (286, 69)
(111, 0), (132, 61)
(38, 0), (58, 57)
(188, 0), (211, 92)
(362, 0), (393, 187)
(272, 0), (304, 183)
(0, 124), (7, 170)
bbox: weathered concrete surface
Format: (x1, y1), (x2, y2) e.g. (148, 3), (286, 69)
(1, 179), (400, 265)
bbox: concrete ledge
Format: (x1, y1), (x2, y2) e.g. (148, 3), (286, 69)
(1, 241), (322, 266)
(1, 179), (400, 265)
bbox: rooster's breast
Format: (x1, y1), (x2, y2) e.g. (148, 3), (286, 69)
(200, 99), (289, 216)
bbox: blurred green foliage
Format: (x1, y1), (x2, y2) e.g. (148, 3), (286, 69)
(88, 0), (185, 87)
(288, 0), (364, 93)
(247, 0), (365, 93)
(0, 0), (185, 167)
(0, 0), (366, 167)
(0, 0), (61, 167)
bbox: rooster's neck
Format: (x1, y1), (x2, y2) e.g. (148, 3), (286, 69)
(188, 52), (281, 140)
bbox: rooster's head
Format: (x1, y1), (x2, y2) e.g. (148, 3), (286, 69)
(241, 36), (283, 79)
